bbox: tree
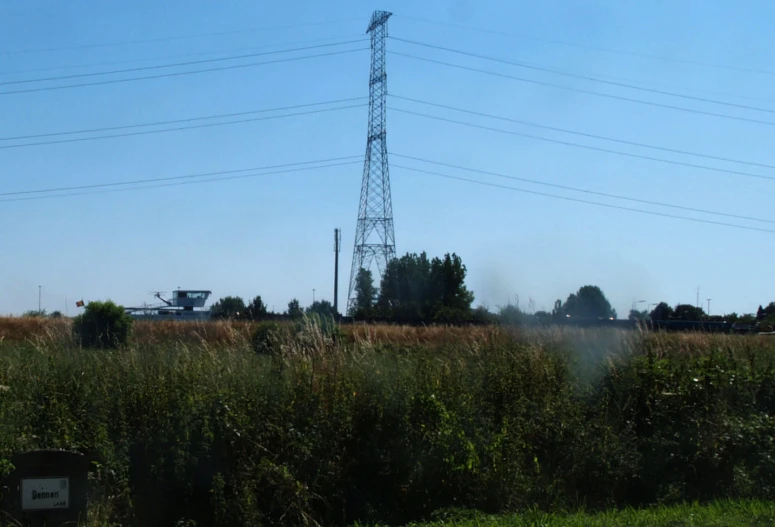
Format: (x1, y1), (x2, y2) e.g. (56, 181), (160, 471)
(73, 300), (133, 349)
(472, 305), (498, 325)
(376, 251), (474, 323)
(726, 312), (756, 325)
(245, 295), (268, 320)
(306, 300), (337, 318)
(556, 285), (616, 319)
(210, 296), (246, 320)
(377, 252), (433, 322)
(754, 302), (775, 327)
(628, 309), (648, 321)
(673, 304), (705, 321)
(649, 302), (674, 321)
(351, 267), (377, 317)
(499, 304), (523, 326)
(429, 253), (475, 320)
(49, 311), (63, 319)
(287, 298), (303, 319)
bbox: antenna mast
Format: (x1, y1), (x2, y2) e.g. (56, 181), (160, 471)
(347, 10), (396, 315)
(334, 228), (341, 315)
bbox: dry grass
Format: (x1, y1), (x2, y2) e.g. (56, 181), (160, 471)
(0, 317), (255, 348)
(0, 316), (72, 346)
(2, 315), (769, 351)
(0, 316), (508, 349)
(130, 319), (255, 347)
(345, 322), (506, 346)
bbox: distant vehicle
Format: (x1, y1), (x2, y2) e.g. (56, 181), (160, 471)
(124, 289), (212, 321)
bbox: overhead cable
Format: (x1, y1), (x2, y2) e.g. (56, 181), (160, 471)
(391, 37), (775, 115)
(0, 156), (362, 201)
(0, 48), (368, 95)
(0, 18), (363, 55)
(0, 97), (366, 145)
(390, 95), (775, 171)
(0, 39), (368, 86)
(389, 106), (775, 182)
(392, 164), (775, 234)
(389, 52), (775, 128)
(392, 154), (775, 224)
(392, 14), (775, 78)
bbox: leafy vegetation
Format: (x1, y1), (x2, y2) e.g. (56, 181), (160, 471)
(352, 267), (378, 318)
(364, 500), (775, 526)
(210, 295), (247, 320)
(72, 299), (133, 349)
(1, 323), (775, 526)
(552, 285), (617, 319)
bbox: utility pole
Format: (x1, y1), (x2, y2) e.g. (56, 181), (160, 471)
(313, 289), (316, 304)
(696, 286), (700, 310)
(347, 10), (396, 315)
(707, 298), (711, 316)
(38, 285), (41, 313)
(334, 228), (341, 315)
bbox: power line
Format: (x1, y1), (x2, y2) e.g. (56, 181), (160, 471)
(0, 103), (366, 149)
(0, 48), (368, 96)
(390, 37), (775, 116)
(388, 52), (775, 128)
(392, 14), (775, 78)
(0, 18), (363, 55)
(391, 154), (775, 224)
(549, 66), (775, 106)
(2, 161), (362, 203)
(390, 95), (775, 172)
(0, 156), (362, 201)
(0, 34), (365, 77)
(0, 97), (366, 143)
(391, 164), (775, 235)
(389, 106), (775, 182)
(0, 39), (368, 86)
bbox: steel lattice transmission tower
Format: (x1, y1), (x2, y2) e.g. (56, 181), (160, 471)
(347, 10), (396, 315)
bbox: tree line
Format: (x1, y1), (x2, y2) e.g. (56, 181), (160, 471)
(629, 302), (775, 327)
(204, 250), (775, 327)
(20, 249), (761, 328)
(206, 251), (624, 326)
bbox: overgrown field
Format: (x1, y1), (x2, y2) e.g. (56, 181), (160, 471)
(1, 318), (775, 526)
(364, 500), (775, 526)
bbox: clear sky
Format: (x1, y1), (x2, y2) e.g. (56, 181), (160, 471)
(1, 0), (773, 318)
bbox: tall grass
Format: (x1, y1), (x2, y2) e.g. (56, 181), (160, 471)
(0, 321), (774, 526)
(364, 500), (775, 526)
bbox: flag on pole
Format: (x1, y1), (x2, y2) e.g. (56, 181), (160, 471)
(75, 300), (84, 307)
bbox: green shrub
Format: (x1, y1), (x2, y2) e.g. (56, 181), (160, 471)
(252, 321), (291, 354)
(72, 300), (133, 349)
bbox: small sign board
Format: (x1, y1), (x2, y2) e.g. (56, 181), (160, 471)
(21, 476), (70, 510)
(0, 449), (88, 525)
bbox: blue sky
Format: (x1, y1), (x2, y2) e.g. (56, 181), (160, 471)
(1, 0), (773, 318)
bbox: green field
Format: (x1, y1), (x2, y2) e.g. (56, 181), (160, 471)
(1, 318), (775, 526)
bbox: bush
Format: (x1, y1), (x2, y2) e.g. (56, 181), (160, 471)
(252, 321), (291, 354)
(72, 300), (133, 349)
